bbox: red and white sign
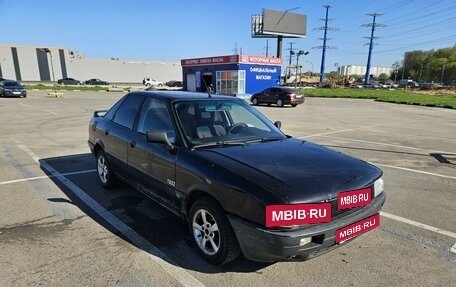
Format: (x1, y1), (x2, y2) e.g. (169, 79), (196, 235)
(266, 203), (331, 227)
(181, 55), (283, 67)
(181, 55), (238, 66)
(335, 213), (380, 243)
(338, 187), (372, 210)
(239, 55), (283, 65)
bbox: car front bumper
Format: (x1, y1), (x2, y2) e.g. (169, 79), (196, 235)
(227, 192), (386, 262)
(3, 90), (27, 97)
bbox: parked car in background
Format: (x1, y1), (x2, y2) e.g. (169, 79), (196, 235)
(0, 80), (27, 97)
(143, 78), (163, 87)
(88, 91), (385, 265)
(251, 87), (304, 107)
(57, 77), (81, 85)
(165, 80), (183, 87)
(399, 79), (419, 88)
(85, 78), (109, 85)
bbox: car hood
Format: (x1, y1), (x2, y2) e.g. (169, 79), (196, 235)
(198, 138), (382, 204)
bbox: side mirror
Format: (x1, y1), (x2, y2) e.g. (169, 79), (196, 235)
(274, 121), (282, 129)
(146, 131), (175, 151)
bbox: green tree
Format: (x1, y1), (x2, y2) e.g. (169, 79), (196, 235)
(377, 73), (390, 82)
(398, 45), (456, 83)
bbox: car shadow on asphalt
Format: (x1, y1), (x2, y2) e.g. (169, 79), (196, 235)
(39, 153), (273, 273)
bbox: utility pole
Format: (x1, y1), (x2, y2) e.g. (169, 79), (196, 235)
(313, 5), (337, 85)
(362, 13), (385, 84)
(286, 42), (297, 83)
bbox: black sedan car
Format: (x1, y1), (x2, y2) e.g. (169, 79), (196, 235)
(251, 86), (305, 107)
(84, 78), (109, 85)
(0, 80), (27, 97)
(57, 77), (81, 85)
(88, 91), (385, 265)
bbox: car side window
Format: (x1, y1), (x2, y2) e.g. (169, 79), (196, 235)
(111, 94), (144, 129)
(137, 98), (176, 143)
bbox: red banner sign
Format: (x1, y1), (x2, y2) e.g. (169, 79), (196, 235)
(338, 187), (372, 210)
(336, 213), (380, 243)
(181, 55), (283, 67)
(266, 203), (331, 227)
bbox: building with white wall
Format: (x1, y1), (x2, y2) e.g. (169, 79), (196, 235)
(0, 45), (181, 83)
(337, 65), (393, 77)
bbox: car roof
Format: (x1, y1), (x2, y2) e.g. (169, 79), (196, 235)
(128, 91), (243, 102)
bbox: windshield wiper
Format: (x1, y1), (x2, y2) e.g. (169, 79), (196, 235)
(245, 137), (284, 144)
(192, 140), (246, 149)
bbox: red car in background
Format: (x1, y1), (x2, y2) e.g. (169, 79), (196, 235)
(251, 87), (305, 107)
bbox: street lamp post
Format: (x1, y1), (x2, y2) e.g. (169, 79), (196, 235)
(39, 48), (56, 92)
(306, 60), (314, 77)
(441, 63), (446, 83)
(290, 50), (309, 88)
(417, 63), (423, 83)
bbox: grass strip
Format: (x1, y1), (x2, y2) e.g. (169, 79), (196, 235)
(301, 88), (456, 109)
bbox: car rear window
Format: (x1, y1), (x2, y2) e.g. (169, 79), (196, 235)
(281, 88), (299, 93)
(112, 94), (144, 129)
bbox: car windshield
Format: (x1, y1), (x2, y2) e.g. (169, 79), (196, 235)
(174, 99), (286, 147)
(3, 81), (21, 87)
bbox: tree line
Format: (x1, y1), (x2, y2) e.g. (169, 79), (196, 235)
(393, 45), (456, 84)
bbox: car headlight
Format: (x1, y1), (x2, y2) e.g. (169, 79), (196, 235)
(374, 177), (384, 197)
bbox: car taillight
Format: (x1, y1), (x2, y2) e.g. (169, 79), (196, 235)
(290, 93), (296, 99)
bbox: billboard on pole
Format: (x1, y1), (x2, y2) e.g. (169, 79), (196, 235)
(252, 9), (307, 38)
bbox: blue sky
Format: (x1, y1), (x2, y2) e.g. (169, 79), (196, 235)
(2, 0), (455, 72)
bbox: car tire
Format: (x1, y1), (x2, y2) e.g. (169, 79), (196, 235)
(251, 97), (258, 105)
(291, 104), (297, 107)
(276, 99), (284, 107)
(189, 197), (240, 265)
(96, 150), (118, 188)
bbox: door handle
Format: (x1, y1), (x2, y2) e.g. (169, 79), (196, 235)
(129, 140), (136, 148)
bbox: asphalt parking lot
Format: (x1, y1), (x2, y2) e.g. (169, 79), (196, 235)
(1, 90), (455, 287)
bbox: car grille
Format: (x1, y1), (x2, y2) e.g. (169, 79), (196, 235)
(330, 198), (362, 220)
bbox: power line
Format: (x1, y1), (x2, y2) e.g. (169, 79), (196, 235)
(313, 5), (338, 84)
(362, 13), (385, 84)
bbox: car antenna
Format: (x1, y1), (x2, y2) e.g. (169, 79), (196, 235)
(202, 78), (212, 98)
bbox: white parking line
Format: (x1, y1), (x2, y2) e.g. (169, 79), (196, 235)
(305, 134), (455, 155)
(451, 243), (456, 254)
(0, 169), (96, 186)
(381, 212), (456, 254)
(18, 103), (59, 115)
(373, 163), (456, 180)
(380, 212), (456, 239)
(16, 144), (206, 287)
(301, 124), (384, 138)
